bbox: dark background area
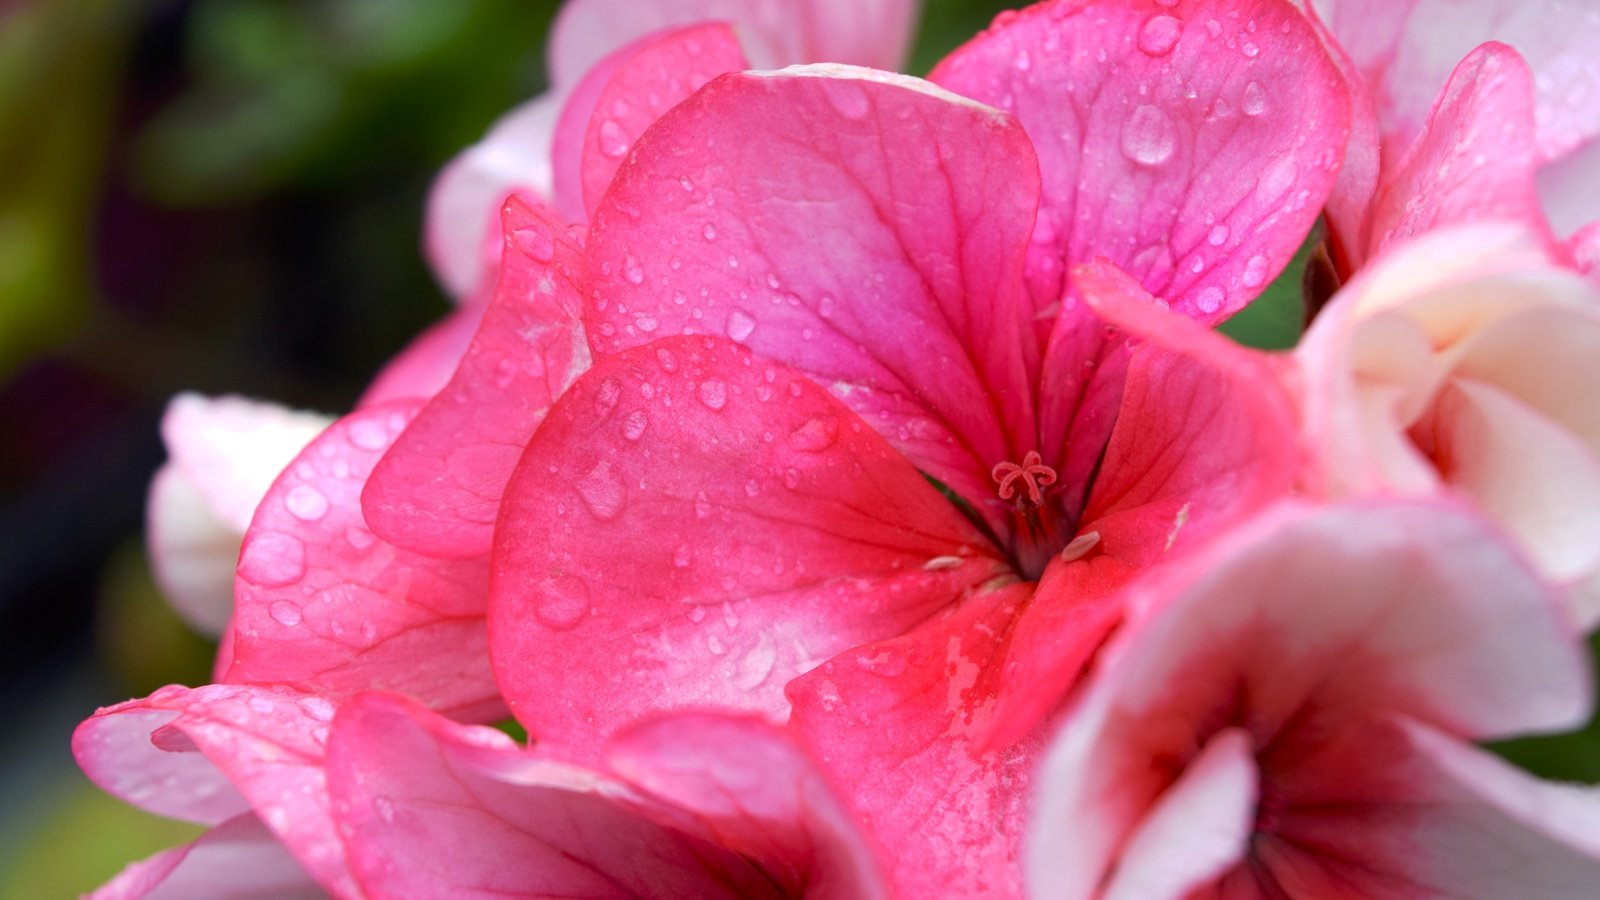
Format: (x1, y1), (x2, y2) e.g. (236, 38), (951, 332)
(1, 1), (1592, 894)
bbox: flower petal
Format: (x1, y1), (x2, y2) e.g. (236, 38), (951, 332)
(87, 813), (321, 900)
(585, 65), (1042, 519)
(226, 400), (501, 720)
(363, 197), (587, 560)
(326, 692), (783, 899)
(490, 335), (1004, 754)
(931, 0), (1349, 321)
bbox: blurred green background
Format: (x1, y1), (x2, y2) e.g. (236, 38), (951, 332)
(0, 1), (1593, 895)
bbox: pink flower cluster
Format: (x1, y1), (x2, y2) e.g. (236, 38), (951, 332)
(82, 0), (1600, 897)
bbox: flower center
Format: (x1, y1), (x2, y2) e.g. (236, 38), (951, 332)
(990, 451), (1075, 579)
(991, 451), (1056, 507)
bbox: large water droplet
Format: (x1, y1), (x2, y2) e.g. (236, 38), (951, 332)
(788, 415), (839, 452)
(1121, 105), (1177, 167)
(1241, 254), (1270, 287)
(284, 484), (329, 521)
(575, 460), (627, 520)
(1207, 224), (1230, 246)
(672, 544), (692, 568)
(269, 600), (303, 627)
(1241, 80), (1267, 116)
(238, 532), (306, 587)
(598, 120), (630, 158)
(726, 310), (756, 342)
(1138, 15), (1182, 56)
(594, 377), (622, 415)
(621, 410), (648, 441)
(535, 576), (591, 630)
(698, 379), (728, 410)
(622, 255), (645, 285)
(348, 419), (390, 451)
(1195, 286), (1225, 314)
(694, 490), (713, 519)
(655, 347), (679, 372)
(738, 636), (777, 688)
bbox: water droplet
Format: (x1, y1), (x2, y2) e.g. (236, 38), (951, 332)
(782, 468), (801, 489)
(788, 415), (839, 452)
(654, 347), (679, 373)
(284, 484), (328, 521)
(635, 313), (659, 332)
(238, 533), (306, 587)
(598, 120), (630, 158)
(1121, 105), (1176, 167)
(1139, 15), (1182, 56)
(594, 377), (622, 415)
(726, 310), (756, 342)
(512, 226), (554, 263)
(1196, 286), (1225, 314)
(1241, 254), (1269, 287)
(739, 637), (777, 688)
(672, 544), (692, 568)
(348, 419), (390, 451)
(1241, 41), (1260, 58)
(622, 255), (644, 285)
(743, 480), (760, 497)
(1255, 156), (1296, 202)
(1241, 81), (1267, 116)
(297, 697), (336, 722)
(702, 223), (718, 241)
(678, 176), (695, 192)
(269, 600), (302, 627)
(1207, 224), (1230, 246)
(575, 460), (627, 520)
(694, 490), (713, 519)
(621, 410), (648, 441)
(820, 78), (871, 119)
(1014, 50), (1032, 72)
(698, 379), (728, 410)
(346, 527), (376, 550)
(535, 576), (591, 630)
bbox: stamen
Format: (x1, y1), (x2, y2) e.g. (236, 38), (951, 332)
(991, 451), (1057, 507)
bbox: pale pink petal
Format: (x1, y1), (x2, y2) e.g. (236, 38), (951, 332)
(356, 301), (487, 407)
(490, 335), (1004, 754)
(785, 582), (1042, 900)
(325, 692), (783, 898)
(606, 714), (889, 900)
(549, 0), (921, 81)
(88, 813), (322, 900)
(585, 66), (1042, 523)
(424, 93), (561, 299)
(1537, 135), (1600, 238)
(1369, 43), (1550, 258)
(1302, 2), (1382, 268)
(1566, 220), (1600, 279)
(550, 24), (748, 222)
(1312, 0), (1600, 165)
(1030, 500), (1587, 899)
(931, 0), (1349, 322)
(363, 197), (588, 561)
(148, 394), (329, 636)
(1098, 729), (1256, 900)
(225, 400), (501, 720)
(73, 684), (353, 897)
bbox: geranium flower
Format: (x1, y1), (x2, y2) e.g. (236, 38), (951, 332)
(1297, 221), (1600, 629)
(1030, 499), (1600, 897)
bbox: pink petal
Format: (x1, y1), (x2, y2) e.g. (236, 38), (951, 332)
(930, 0), (1349, 322)
(88, 813), (321, 900)
(1369, 43), (1550, 258)
(1095, 728), (1256, 900)
(425, 94), (562, 299)
(1030, 500), (1587, 898)
(356, 301), (487, 407)
(73, 684), (353, 897)
(225, 400), (501, 720)
(325, 692), (782, 899)
(785, 582), (1042, 900)
(584, 66), (1042, 520)
(550, 23), (748, 222)
(548, 0), (921, 81)
(606, 714), (889, 900)
(1540, 136), (1600, 239)
(490, 335), (1004, 754)
(1313, 0), (1600, 165)
(148, 395), (330, 637)
(1568, 220), (1600, 280)
(1302, 2), (1382, 268)
(363, 197), (587, 560)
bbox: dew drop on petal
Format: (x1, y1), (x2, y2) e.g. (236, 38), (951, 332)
(575, 460), (627, 520)
(284, 485), (329, 521)
(1138, 15), (1182, 56)
(1242, 254), (1270, 287)
(269, 600), (302, 627)
(621, 410), (648, 441)
(348, 419), (389, 451)
(535, 576), (591, 630)
(598, 120), (630, 158)
(622, 255), (645, 285)
(788, 415), (839, 452)
(1196, 286), (1225, 314)
(1241, 80), (1267, 116)
(238, 533), (306, 587)
(697, 379), (728, 410)
(512, 226), (554, 263)
(672, 544), (692, 568)
(655, 347), (679, 372)
(694, 490), (713, 519)
(594, 377), (622, 415)
(1207, 224), (1230, 246)
(726, 310), (756, 342)
(1121, 105), (1176, 167)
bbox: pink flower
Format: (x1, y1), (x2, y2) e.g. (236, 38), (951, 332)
(1029, 499), (1600, 898)
(146, 394), (330, 635)
(1305, 0), (1600, 274)
(1297, 222), (1600, 629)
(426, 0), (925, 301)
(323, 693), (887, 898)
